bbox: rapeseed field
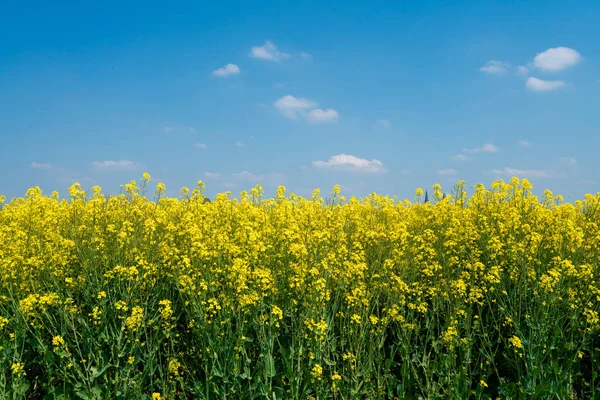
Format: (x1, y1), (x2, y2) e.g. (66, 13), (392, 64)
(1, 175), (599, 399)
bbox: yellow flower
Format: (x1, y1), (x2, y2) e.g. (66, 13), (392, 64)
(480, 380), (488, 388)
(52, 335), (65, 348)
(311, 364), (323, 379)
(509, 335), (523, 349)
(11, 362), (25, 376)
(97, 291), (107, 299)
(169, 359), (181, 377)
(128, 356), (135, 364)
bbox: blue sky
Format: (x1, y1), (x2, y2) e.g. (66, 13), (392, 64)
(1, 0), (599, 201)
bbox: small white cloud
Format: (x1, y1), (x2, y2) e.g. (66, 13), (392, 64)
(559, 156), (577, 165)
(518, 140), (531, 147)
(193, 143), (208, 149)
(300, 52), (313, 60)
(516, 66), (530, 76)
(90, 160), (137, 171)
(223, 182), (238, 189)
(378, 119), (391, 128)
(312, 154), (386, 173)
(462, 144), (499, 154)
(273, 95), (338, 124)
(306, 108), (339, 124)
(30, 162), (52, 169)
(526, 77), (566, 92)
(249, 41), (290, 62)
(231, 171), (284, 184)
(204, 172), (221, 179)
(235, 141), (246, 148)
(451, 154), (470, 161)
(163, 127), (173, 133)
(480, 60), (511, 74)
(212, 63), (241, 77)
(533, 47), (582, 72)
(486, 167), (563, 179)
(436, 169), (457, 176)
(273, 95), (318, 119)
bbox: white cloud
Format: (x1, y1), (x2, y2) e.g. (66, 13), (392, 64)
(273, 95), (318, 119)
(462, 144), (499, 154)
(378, 119), (391, 128)
(526, 77), (565, 92)
(203, 172), (221, 179)
(223, 182), (238, 189)
(312, 154), (386, 173)
(486, 167), (564, 179)
(306, 108), (339, 124)
(518, 140), (531, 147)
(300, 52), (313, 60)
(516, 66), (530, 76)
(30, 162), (52, 169)
(212, 63), (241, 77)
(533, 47), (582, 72)
(480, 60), (511, 74)
(90, 160), (137, 171)
(451, 154), (470, 161)
(249, 41), (290, 62)
(559, 156), (577, 165)
(231, 171), (285, 184)
(193, 143), (207, 149)
(235, 141), (246, 148)
(163, 127), (173, 133)
(436, 169), (457, 176)
(273, 95), (338, 124)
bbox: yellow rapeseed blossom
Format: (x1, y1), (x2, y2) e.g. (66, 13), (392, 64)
(1, 175), (600, 397)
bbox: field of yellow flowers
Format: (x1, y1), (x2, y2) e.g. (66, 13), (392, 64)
(1, 175), (599, 399)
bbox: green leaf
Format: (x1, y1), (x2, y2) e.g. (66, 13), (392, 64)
(265, 354), (276, 378)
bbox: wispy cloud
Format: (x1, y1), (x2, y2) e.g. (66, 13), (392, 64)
(451, 154), (470, 161)
(300, 52), (313, 60)
(486, 167), (564, 179)
(273, 95), (339, 124)
(273, 95), (317, 119)
(90, 160), (137, 171)
(516, 66), (530, 76)
(235, 141), (246, 148)
(312, 154), (386, 173)
(30, 162), (52, 169)
(533, 47), (582, 72)
(231, 171), (285, 184)
(212, 63), (240, 77)
(462, 144), (499, 154)
(188, 127), (197, 134)
(480, 60), (511, 74)
(193, 143), (208, 149)
(378, 119), (391, 128)
(163, 127), (173, 133)
(436, 168), (457, 176)
(559, 156), (577, 166)
(526, 77), (565, 92)
(518, 140), (531, 147)
(249, 41), (290, 62)
(306, 108), (339, 124)
(203, 172), (222, 179)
